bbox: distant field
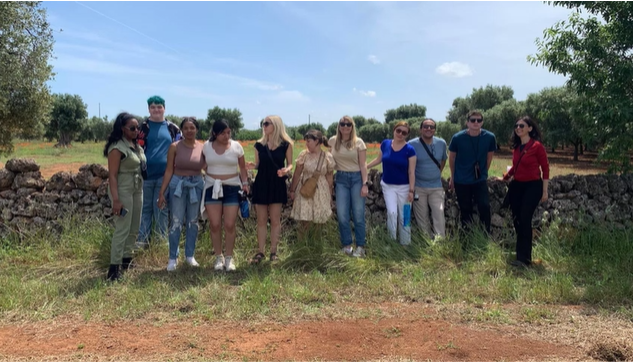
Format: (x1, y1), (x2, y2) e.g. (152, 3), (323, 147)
(0, 139), (607, 179)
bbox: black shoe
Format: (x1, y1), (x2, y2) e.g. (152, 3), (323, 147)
(106, 264), (121, 282)
(122, 257), (133, 271)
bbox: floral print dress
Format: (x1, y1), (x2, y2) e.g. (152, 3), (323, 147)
(290, 150), (335, 223)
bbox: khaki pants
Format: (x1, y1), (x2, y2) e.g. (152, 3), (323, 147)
(413, 186), (445, 238)
(109, 173), (143, 264)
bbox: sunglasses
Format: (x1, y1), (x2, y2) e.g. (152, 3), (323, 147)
(395, 128), (409, 136)
(468, 118), (483, 123)
(261, 122), (271, 127)
(339, 122), (353, 128)
(125, 126), (140, 132)
(515, 123), (526, 129)
(422, 125), (436, 130)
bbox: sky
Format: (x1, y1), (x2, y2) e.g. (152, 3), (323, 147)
(44, 1), (573, 129)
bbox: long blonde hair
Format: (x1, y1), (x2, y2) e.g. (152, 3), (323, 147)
(258, 115), (293, 149)
(334, 115), (358, 152)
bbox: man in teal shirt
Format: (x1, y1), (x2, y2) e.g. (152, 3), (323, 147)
(137, 96), (181, 247)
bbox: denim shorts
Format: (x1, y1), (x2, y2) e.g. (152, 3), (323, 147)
(204, 184), (240, 206)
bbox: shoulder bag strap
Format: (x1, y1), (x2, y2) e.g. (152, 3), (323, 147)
(420, 138), (441, 170)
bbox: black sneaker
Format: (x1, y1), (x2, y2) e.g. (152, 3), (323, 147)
(106, 264), (121, 282)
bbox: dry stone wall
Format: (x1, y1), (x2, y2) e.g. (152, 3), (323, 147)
(1, 158), (632, 236)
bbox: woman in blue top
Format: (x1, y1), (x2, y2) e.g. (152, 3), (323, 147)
(367, 121), (417, 245)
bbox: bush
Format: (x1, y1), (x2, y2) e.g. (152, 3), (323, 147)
(234, 129), (262, 141)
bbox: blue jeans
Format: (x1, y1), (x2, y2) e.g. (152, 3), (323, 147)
(168, 175), (204, 259)
(138, 176), (169, 243)
(335, 171), (366, 247)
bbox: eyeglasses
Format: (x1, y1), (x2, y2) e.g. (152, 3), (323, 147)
(515, 123), (526, 129)
(469, 118), (483, 123)
(422, 125), (436, 130)
(395, 128), (409, 136)
(339, 122), (353, 128)
(261, 122), (271, 127)
(125, 126), (140, 132)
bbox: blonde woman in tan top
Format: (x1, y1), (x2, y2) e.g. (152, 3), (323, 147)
(329, 116), (369, 258)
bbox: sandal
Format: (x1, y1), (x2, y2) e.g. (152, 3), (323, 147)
(270, 253), (279, 262)
(250, 252), (265, 265)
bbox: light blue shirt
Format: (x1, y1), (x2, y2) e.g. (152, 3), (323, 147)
(409, 136), (448, 188)
(145, 121), (173, 180)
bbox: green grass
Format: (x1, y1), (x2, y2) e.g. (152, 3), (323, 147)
(0, 214), (631, 323)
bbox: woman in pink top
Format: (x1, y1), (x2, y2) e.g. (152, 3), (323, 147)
(158, 117), (205, 272)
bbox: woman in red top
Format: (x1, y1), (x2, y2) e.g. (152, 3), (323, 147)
(503, 116), (549, 268)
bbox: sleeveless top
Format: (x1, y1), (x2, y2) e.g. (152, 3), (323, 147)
(173, 140), (205, 176)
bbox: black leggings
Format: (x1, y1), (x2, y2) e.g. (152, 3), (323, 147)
(454, 181), (491, 234)
(509, 179), (543, 264)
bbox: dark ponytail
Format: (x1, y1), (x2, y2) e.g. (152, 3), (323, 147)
(103, 112), (137, 157)
(209, 119), (230, 142)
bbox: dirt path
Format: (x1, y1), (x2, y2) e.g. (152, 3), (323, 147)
(0, 315), (580, 361)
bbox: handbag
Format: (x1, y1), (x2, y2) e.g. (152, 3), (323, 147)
(299, 151), (325, 199)
(501, 142), (533, 209)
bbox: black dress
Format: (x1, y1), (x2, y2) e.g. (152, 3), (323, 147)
(252, 141), (290, 205)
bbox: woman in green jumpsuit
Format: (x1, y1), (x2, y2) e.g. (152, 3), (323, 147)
(104, 112), (146, 281)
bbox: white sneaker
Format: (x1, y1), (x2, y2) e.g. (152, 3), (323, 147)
(166, 259), (178, 272)
(224, 256), (236, 272)
(185, 257), (199, 267)
(352, 246), (366, 258)
(342, 245), (353, 256)
(214, 255), (225, 271)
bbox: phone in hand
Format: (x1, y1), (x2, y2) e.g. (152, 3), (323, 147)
(119, 208), (128, 217)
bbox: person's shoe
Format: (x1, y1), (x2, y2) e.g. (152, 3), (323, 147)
(224, 256), (236, 272)
(214, 255), (225, 271)
(185, 257), (199, 267)
(510, 260), (529, 269)
(270, 252), (279, 263)
(341, 245), (353, 256)
(352, 246), (366, 258)
(166, 259), (178, 272)
(121, 257), (134, 271)
(134, 241), (149, 251)
(106, 264), (121, 282)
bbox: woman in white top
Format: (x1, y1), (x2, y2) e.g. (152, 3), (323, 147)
(201, 119), (249, 272)
(329, 116), (369, 258)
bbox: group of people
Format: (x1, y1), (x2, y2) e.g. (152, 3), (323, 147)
(103, 96), (550, 281)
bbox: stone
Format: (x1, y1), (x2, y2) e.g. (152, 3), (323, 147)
(12, 172), (45, 190)
(33, 203), (58, 219)
(0, 190), (16, 199)
(96, 179), (109, 198)
(0, 169), (15, 191)
(5, 158), (39, 173)
(491, 213), (506, 228)
(33, 192), (61, 204)
(73, 170), (100, 191)
(10, 217), (33, 225)
(46, 171), (75, 192)
(1, 208), (13, 221)
(90, 164), (109, 179)
(16, 188), (37, 198)
(375, 197), (386, 210)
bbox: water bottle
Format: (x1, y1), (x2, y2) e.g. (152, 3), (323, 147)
(238, 190), (250, 218)
(402, 202), (411, 228)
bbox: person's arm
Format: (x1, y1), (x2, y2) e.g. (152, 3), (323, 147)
(289, 163), (304, 200)
(107, 149), (123, 215)
(440, 159), (446, 172)
(448, 151), (456, 189)
(158, 143), (177, 208)
(486, 151), (494, 172)
(366, 149), (383, 169)
(408, 155), (416, 202)
(358, 148), (369, 197)
(278, 143), (293, 177)
(539, 144), (550, 203)
(238, 155), (250, 194)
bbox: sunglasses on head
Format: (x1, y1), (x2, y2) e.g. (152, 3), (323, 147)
(125, 126), (140, 132)
(395, 128), (409, 136)
(339, 122), (353, 128)
(261, 121), (271, 127)
(422, 125), (436, 130)
(469, 118), (483, 123)
(515, 123), (526, 129)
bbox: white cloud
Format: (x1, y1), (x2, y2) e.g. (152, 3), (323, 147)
(368, 55), (381, 65)
(353, 88), (377, 97)
(435, 62), (473, 78)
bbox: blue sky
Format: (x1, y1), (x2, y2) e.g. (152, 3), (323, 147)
(45, 1), (572, 129)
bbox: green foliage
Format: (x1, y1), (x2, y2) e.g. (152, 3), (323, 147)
(0, 1), (55, 155)
(447, 85), (514, 124)
(358, 123), (389, 143)
(435, 121), (462, 144)
(295, 122), (326, 139)
(233, 128), (262, 141)
(326, 122), (338, 138)
(530, 2), (633, 172)
(384, 103), (427, 123)
(45, 93), (88, 147)
(352, 115), (380, 129)
(203, 106), (244, 136)
(484, 99), (526, 148)
(76, 116), (111, 143)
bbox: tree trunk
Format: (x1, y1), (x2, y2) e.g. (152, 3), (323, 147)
(572, 141), (580, 161)
(579, 141), (584, 155)
(54, 133), (73, 148)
